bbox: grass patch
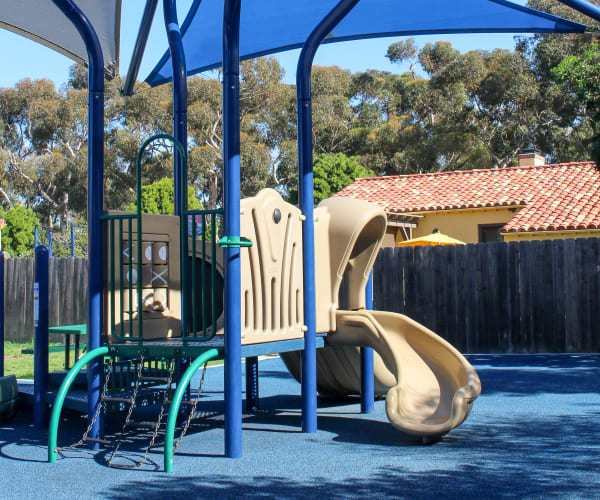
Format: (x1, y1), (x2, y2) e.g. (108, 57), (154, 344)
(3, 342), (224, 380)
(4, 342), (68, 379)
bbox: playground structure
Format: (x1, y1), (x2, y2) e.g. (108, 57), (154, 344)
(0, 0), (598, 473)
(48, 164), (481, 467)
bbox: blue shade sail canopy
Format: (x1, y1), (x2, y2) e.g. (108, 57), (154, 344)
(146, 0), (586, 85)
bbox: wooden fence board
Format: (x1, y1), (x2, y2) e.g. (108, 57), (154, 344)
(373, 238), (600, 353)
(2, 257), (88, 342)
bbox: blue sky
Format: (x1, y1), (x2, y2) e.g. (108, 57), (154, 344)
(0, 1), (524, 89)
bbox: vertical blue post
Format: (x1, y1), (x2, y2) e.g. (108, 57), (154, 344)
(164, 0), (188, 216)
(296, 0), (360, 434)
(223, 0), (242, 458)
(0, 252), (4, 378)
(164, 0), (190, 399)
(34, 245), (49, 429)
(71, 226), (75, 257)
(48, 230), (53, 257)
(361, 272), (374, 413)
(34, 226), (38, 248)
(52, 0), (105, 447)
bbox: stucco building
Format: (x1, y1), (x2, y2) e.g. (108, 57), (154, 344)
(335, 154), (600, 246)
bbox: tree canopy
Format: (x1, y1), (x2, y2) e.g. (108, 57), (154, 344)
(127, 177), (203, 215)
(0, 0), (598, 256)
(0, 205), (40, 257)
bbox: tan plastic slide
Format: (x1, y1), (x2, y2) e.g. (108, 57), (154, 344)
(282, 194), (481, 439)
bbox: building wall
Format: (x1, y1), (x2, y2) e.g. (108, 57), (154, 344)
(503, 229), (600, 241)
(398, 207), (518, 244)
(382, 229), (396, 248)
(387, 207), (600, 245)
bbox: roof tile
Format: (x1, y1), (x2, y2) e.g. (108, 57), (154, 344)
(335, 162), (600, 233)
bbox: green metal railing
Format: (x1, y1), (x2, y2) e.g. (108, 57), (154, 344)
(164, 348), (220, 472)
(102, 133), (227, 346)
(181, 208), (222, 342)
(49, 346), (110, 463)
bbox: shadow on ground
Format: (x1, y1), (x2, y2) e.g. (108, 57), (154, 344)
(1, 355), (599, 498)
(104, 410), (600, 499)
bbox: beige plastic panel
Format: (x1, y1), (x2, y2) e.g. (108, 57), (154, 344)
(239, 189), (305, 344)
(104, 212), (182, 341)
(313, 197), (387, 333)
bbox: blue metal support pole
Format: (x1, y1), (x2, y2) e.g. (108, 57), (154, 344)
(52, 0), (105, 448)
(164, 0), (188, 217)
(164, 0), (191, 405)
(557, 0), (600, 21)
(361, 271), (375, 413)
(34, 245), (49, 429)
(34, 226), (38, 248)
(48, 230), (53, 257)
(0, 252), (4, 377)
(71, 225), (75, 257)
(122, 0), (159, 97)
(223, 0), (242, 458)
(296, 0), (360, 434)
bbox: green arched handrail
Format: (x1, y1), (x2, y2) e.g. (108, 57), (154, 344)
(164, 348), (219, 472)
(134, 134), (186, 343)
(48, 346), (110, 463)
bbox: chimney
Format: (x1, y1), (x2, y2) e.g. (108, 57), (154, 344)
(519, 148), (545, 167)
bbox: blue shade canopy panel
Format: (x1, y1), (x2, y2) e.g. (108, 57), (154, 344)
(146, 0), (586, 86)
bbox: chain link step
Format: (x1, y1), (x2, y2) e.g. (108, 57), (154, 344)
(138, 376), (172, 383)
(103, 396), (135, 404)
(83, 437), (112, 446)
(166, 399), (196, 406)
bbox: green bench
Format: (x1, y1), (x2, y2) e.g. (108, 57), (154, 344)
(21, 344), (88, 354)
(21, 324), (87, 369)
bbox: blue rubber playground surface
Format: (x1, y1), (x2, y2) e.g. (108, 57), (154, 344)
(1, 354), (599, 499)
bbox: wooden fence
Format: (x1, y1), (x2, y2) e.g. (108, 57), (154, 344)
(3, 257), (88, 343)
(4, 239), (600, 351)
(373, 239), (600, 353)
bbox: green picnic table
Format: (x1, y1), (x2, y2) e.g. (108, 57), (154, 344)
(48, 324), (87, 370)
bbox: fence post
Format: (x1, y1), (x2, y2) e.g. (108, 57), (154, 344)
(0, 252), (4, 377)
(360, 271), (375, 414)
(34, 245), (49, 429)
(71, 226), (76, 257)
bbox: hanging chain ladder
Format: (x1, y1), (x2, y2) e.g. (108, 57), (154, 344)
(173, 361), (209, 454)
(55, 357), (113, 456)
(107, 353), (145, 467)
(134, 357), (177, 469)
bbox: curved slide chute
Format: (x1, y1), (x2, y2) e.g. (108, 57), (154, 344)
(282, 310), (481, 438)
(282, 192), (481, 439)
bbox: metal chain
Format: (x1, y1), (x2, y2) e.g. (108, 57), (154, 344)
(173, 361), (209, 453)
(135, 357), (176, 469)
(56, 357), (113, 455)
(107, 353), (145, 467)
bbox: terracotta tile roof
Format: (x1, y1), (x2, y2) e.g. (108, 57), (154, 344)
(334, 162), (600, 233)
